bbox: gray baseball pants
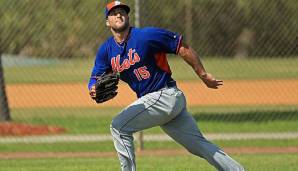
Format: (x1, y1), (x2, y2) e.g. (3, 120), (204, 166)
(110, 86), (244, 171)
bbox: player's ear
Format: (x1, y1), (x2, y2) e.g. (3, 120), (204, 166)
(106, 19), (110, 27)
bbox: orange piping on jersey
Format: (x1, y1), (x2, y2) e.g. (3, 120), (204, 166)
(154, 52), (172, 74)
(176, 35), (183, 54)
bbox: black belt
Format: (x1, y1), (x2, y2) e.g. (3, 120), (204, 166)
(165, 81), (177, 88)
(156, 81), (177, 92)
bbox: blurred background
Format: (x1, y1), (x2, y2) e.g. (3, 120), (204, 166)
(0, 0), (298, 170)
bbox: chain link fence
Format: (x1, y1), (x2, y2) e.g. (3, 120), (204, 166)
(0, 0), (298, 151)
(1, 0), (297, 58)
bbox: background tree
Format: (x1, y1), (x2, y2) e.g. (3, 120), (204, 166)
(0, 43), (11, 121)
(0, 1), (11, 121)
(1, 0), (297, 59)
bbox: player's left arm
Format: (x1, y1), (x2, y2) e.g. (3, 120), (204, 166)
(177, 41), (223, 89)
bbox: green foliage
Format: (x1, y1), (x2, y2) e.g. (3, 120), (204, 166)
(192, 0), (246, 56)
(0, 0), (297, 58)
(244, 0), (298, 56)
(0, 0), (107, 58)
(140, 0), (297, 57)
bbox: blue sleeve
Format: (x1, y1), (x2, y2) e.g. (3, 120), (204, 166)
(88, 43), (111, 90)
(142, 27), (183, 54)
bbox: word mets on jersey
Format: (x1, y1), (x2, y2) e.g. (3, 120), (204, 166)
(111, 48), (150, 81)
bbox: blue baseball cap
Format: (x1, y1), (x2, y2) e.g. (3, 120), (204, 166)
(105, 1), (130, 18)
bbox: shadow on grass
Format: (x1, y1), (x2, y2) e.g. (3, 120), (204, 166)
(193, 110), (298, 122)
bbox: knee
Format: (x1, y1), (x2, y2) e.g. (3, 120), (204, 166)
(110, 124), (131, 137)
(184, 146), (204, 158)
(110, 123), (123, 138)
(111, 118), (122, 131)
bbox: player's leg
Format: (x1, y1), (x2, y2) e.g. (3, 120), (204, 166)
(110, 127), (135, 171)
(110, 87), (185, 171)
(161, 108), (244, 171)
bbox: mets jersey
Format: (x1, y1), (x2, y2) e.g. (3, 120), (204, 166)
(88, 27), (183, 98)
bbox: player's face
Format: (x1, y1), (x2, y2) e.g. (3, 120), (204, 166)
(107, 8), (129, 33)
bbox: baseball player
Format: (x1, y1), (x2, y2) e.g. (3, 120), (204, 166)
(88, 1), (244, 171)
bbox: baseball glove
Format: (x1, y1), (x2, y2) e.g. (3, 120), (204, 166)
(90, 72), (120, 103)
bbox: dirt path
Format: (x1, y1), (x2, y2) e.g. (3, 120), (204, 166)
(1, 132), (298, 143)
(1, 147), (298, 159)
(6, 79), (298, 108)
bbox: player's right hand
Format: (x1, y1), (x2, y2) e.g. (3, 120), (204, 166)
(89, 85), (96, 98)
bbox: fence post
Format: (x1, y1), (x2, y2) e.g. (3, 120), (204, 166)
(0, 54), (11, 121)
(185, 0), (193, 45)
(134, 0), (144, 151)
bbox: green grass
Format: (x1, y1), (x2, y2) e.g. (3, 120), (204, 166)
(11, 107), (120, 134)
(4, 105), (297, 155)
(12, 106), (298, 134)
(0, 154), (297, 171)
(10, 105), (298, 134)
(4, 57), (298, 84)
(1, 139), (298, 153)
(4, 58), (93, 84)
(0, 142), (115, 153)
